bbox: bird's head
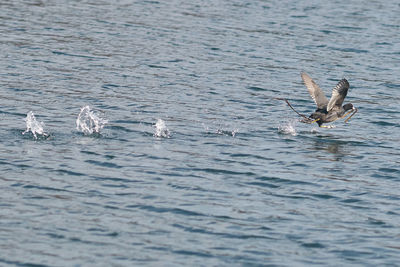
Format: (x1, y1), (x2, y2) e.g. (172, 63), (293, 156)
(343, 103), (354, 111)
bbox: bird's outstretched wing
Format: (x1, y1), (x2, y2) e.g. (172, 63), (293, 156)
(327, 78), (349, 111)
(301, 72), (329, 109)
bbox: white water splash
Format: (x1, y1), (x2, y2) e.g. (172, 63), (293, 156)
(22, 111), (48, 139)
(76, 106), (108, 135)
(231, 129), (239, 137)
(278, 120), (297, 136)
(203, 123), (238, 137)
(216, 128), (238, 137)
(154, 119), (170, 138)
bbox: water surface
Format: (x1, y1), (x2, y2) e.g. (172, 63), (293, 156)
(1, 0), (400, 266)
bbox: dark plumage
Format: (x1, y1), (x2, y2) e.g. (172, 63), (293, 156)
(300, 72), (357, 127)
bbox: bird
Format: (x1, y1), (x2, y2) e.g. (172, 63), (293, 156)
(299, 72), (357, 128)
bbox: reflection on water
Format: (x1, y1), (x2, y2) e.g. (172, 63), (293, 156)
(312, 140), (349, 159)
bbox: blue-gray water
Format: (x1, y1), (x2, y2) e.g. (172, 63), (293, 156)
(1, 0), (400, 266)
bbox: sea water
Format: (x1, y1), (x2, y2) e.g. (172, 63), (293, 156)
(0, 0), (399, 266)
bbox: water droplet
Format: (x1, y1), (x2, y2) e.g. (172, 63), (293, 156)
(154, 119), (170, 138)
(76, 106), (108, 135)
(278, 120), (297, 136)
(22, 111), (48, 139)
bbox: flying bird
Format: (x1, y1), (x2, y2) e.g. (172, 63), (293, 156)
(279, 72), (357, 128)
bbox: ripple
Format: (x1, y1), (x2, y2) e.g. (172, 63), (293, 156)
(1, 0), (400, 266)
(85, 160), (123, 169)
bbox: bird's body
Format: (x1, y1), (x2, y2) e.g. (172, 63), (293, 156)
(309, 108), (342, 126)
(300, 72), (357, 127)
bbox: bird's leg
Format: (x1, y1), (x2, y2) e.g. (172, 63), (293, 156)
(310, 118), (320, 124)
(344, 108), (358, 123)
(341, 109), (354, 120)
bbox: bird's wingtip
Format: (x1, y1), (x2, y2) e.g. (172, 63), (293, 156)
(300, 71), (310, 80)
(340, 78), (350, 88)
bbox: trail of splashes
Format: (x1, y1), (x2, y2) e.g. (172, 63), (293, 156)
(231, 129), (239, 137)
(154, 119), (170, 138)
(203, 123), (238, 137)
(76, 106), (108, 135)
(278, 120), (297, 136)
(22, 111), (48, 139)
(216, 128), (239, 137)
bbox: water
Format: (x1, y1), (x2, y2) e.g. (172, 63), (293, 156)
(22, 111), (48, 139)
(1, 0), (399, 266)
(154, 119), (170, 138)
(76, 105), (108, 135)
(278, 119), (298, 136)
